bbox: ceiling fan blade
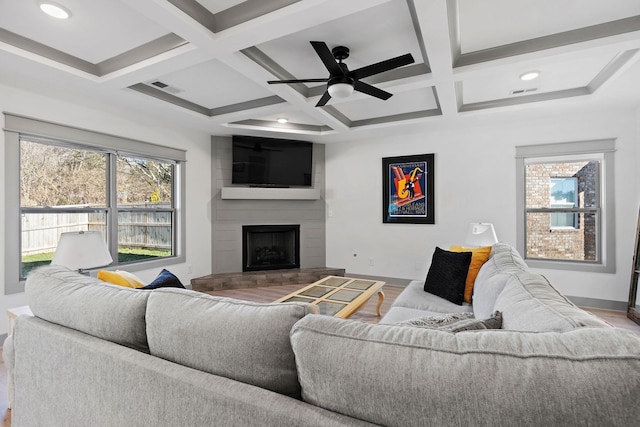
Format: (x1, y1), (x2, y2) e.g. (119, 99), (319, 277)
(315, 91), (332, 107)
(310, 41), (344, 76)
(353, 81), (392, 100)
(267, 78), (329, 84)
(351, 53), (415, 80)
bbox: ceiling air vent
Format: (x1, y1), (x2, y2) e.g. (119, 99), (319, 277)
(148, 80), (183, 94)
(510, 88), (538, 96)
(151, 80), (168, 88)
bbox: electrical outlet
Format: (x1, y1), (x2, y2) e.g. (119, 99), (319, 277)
(368, 258), (374, 266)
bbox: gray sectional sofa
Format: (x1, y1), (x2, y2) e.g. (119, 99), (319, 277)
(4, 243), (640, 426)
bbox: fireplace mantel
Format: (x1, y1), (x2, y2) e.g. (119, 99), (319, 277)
(221, 187), (321, 200)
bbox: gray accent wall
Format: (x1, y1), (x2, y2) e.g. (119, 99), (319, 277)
(210, 136), (326, 273)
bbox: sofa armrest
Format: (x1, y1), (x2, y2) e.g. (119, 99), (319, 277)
(2, 335), (14, 408)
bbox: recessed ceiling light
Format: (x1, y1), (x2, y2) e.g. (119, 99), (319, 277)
(520, 71), (540, 81)
(39, 2), (71, 19)
(276, 118), (288, 124)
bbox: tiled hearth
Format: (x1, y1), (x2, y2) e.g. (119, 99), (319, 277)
(191, 267), (345, 292)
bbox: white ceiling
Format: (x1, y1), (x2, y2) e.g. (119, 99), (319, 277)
(1, 0), (639, 144)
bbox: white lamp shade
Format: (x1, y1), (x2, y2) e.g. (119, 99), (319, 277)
(328, 83), (354, 98)
(51, 231), (113, 271)
(464, 223), (498, 248)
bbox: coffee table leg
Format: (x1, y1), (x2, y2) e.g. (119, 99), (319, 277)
(376, 290), (385, 316)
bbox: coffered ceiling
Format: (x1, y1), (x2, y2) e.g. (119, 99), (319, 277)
(1, 0), (639, 143)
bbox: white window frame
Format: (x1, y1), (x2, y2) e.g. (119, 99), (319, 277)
(515, 139), (615, 273)
(3, 113), (187, 294)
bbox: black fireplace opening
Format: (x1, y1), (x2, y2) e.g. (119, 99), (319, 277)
(242, 225), (300, 272)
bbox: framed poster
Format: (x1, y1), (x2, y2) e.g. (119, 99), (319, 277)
(382, 153), (435, 224)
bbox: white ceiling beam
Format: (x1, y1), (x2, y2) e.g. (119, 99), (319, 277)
(412, 0), (458, 116)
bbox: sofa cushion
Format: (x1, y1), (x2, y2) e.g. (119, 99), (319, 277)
(472, 272), (514, 320)
(472, 243), (529, 319)
(290, 315), (640, 427)
(145, 288), (317, 398)
(495, 272), (609, 331)
(390, 280), (474, 312)
(25, 265), (150, 352)
(424, 247), (471, 305)
(481, 243), (529, 272)
(380, 280), (473, 324)
(449, 245), (492, 303)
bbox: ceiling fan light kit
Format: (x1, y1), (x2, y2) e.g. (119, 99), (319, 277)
(267, 41), (414, 107)
(328, 82), (354, 98)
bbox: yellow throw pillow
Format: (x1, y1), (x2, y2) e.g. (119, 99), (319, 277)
(115, 270), (145, 288)
(449, 245), (492, 303)
(97, 270), (145, 288)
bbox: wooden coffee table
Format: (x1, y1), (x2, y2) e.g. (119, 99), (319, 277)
(274, 276), (385, 319)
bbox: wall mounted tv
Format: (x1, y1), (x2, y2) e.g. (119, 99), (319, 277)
(232, 135), (313, 187)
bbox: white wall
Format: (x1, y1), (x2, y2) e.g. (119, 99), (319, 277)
(325, 107), (639, 305)
(0, 83), (212, 335)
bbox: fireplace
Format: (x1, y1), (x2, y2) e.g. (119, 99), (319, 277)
(242, 225), (300, 272)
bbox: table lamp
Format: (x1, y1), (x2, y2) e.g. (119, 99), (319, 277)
(464, 223), (498, 248)
(51, 231), (113, 274)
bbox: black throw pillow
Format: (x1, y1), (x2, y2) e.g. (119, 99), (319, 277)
(424, 247), (472, 305)
(142, 269), (186, 290)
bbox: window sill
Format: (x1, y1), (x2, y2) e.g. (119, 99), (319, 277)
(113, 255), (186, 274)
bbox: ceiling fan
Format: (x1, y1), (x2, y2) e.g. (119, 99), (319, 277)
(267, 41), (415, 107)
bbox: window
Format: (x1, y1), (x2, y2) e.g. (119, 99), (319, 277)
(549, 177), (578, 229)
(116, 155), (175, 264)
(20, 139), (109, 277)
(4, 113), (186, 294)
(516, 139), (615, 272)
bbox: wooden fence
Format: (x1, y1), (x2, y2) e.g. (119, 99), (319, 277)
(21, 213), (91, 255)
(22, 204), (172, 255)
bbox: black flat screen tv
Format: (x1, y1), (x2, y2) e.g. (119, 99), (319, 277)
(232, 135), (313, 187)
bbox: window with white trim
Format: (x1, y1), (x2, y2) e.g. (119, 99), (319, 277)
(516, 140), (615, 273)
(4, 113), (186, 294)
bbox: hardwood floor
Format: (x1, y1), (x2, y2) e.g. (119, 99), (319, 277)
(583, 307), (640, 337)
(0, 283), (638, 426)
